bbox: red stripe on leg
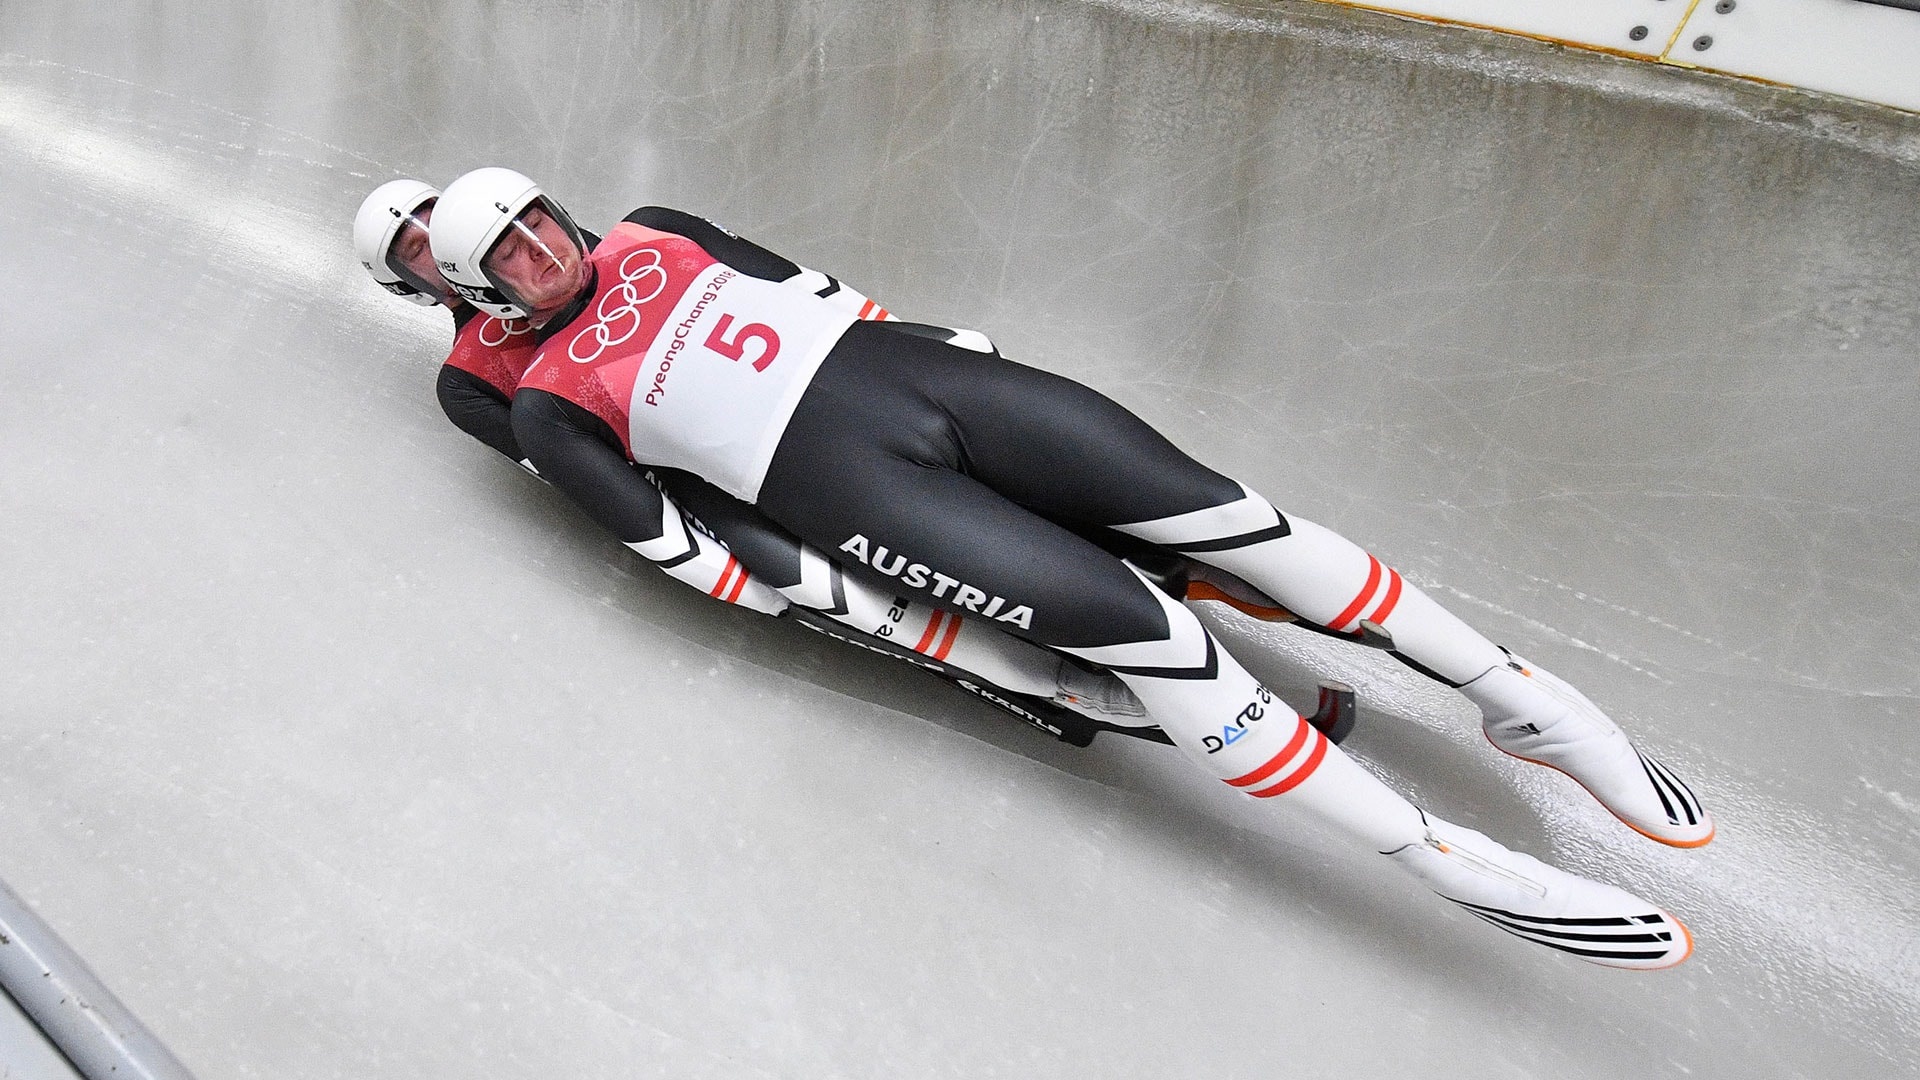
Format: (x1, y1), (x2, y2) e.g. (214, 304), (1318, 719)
(1224, 718), (1312, 789)
(933, 614), (963, 661)
(913, 612), (945, 654)
(1328, 555), (1383, 632)
(708, 556), (740, 599)
(1365, 568), (1403, 626)
(1250, 729), (1329, 798)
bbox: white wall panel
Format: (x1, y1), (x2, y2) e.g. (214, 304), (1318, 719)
(1321, 0), (1920, 110)
(1672, 0), (1920, 112)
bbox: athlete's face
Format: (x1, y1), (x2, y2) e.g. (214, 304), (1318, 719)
(390, 206), (448, 298)
(485, 204), (588, 319)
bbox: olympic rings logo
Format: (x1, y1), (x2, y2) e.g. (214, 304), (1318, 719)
(477, 316), (533, 348)
(568, 247), (669, 363)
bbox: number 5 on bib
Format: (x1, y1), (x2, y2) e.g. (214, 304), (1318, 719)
(706, 314), (781, 371)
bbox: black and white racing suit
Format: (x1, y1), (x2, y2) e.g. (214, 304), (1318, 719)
(431, 217), (1153, 741)
(508, 207), (1524, 803)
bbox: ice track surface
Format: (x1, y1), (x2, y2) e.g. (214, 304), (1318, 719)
(2, 2), (1918, 1077)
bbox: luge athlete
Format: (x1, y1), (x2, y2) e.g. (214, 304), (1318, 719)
(431, 167), (1709, 969)
(352, 177), (1158, 738)
(355, 178), (543, 469)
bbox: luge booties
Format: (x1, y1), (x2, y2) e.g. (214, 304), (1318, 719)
(1461, 651), (1713, 848)
(1387, 810), (1693, 969)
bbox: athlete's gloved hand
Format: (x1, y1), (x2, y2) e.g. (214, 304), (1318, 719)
(624, 476), (790, 616)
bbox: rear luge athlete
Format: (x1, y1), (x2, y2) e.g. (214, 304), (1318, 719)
(355, 178), (543, 470)
(353, 177), (1154, 738)
(429, 166), (1711, 969)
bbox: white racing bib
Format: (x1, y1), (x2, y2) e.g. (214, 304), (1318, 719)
(622, 262), (854, 501)
(524, 223), (857, 502)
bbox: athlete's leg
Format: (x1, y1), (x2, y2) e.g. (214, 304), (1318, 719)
(763, 425), (1423, 846)
(876, 348), (1509, 685)
(758, 353), (1691, 967)
(817, 331), (1516, 688)
(964, 375), (1718, 844)
(802, 324), (1712, 848)
(1103, 575), (1692, 970)
(1114, 487), (1713, 847)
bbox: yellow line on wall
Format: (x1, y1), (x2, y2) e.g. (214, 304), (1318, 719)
(1302, 0), (1917, 115)
(1660, 0), (1709, 62)
(1311, 1), (1683, 65)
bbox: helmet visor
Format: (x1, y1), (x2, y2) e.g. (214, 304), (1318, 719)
(382, 210), (448, 302)
(477, 196), (590, 319)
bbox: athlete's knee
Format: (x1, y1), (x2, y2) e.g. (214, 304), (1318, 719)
(1048, 567), (1215, 675)
(1022, 562), (1179, 651)
(1113, 481), (1290, 551)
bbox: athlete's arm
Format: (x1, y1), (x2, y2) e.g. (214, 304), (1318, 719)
(649, 469), (814, 595)
(619, 206), (995, 353)
(511, 389), (786, 614)
(435, 364), (533, 469)
(623, 205), (889, 316)
(649, 468), (1147, 721)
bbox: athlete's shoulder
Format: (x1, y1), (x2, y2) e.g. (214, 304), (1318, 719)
(621, 206), (740, 240)
(618, 208), (795, 282)
(600, 214), (697, 252)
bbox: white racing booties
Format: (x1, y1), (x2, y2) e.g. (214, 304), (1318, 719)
(1387, 811), (1693, 969)
(1461, 651), (1713, 848)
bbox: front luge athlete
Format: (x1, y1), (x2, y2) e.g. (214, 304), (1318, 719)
(431, 166), (1710, 969)
(353, 177), (1155, 738)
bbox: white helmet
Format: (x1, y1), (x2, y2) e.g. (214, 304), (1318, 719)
(352, 178), (448, 306)
(429, 166), (589, 321)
